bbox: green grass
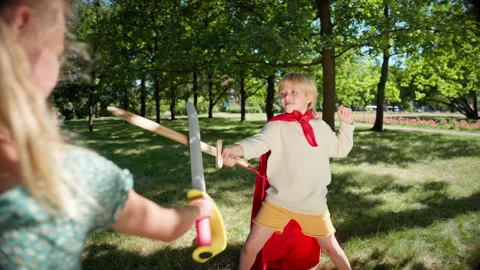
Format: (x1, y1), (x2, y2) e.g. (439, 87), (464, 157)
(62, 116), (480, 270)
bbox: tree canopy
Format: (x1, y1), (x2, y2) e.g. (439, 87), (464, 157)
(54, 0), (480, 132)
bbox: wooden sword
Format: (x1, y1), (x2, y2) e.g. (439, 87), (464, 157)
(107, 106), (250, 170)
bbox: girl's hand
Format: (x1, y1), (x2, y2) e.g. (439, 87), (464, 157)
(337, 105), (353, 124)
(188, 193), (214, 220)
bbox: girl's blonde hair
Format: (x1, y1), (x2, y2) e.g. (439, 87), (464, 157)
(0, 0), (71, 214)
(278, 72), (318, 115)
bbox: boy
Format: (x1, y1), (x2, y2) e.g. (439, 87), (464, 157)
(223, 73), (354, 270)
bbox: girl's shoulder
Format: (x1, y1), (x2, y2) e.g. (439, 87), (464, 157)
(60, 145), (133, 195)
(61, 146), (124, 177)
(62, 145), (110, 165)
(58, 145), (133, 229)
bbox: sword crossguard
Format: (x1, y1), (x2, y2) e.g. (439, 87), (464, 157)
(216, 139), (223, 169)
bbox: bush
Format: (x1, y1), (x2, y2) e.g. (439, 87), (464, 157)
(273, 104), (282, 113)
(228, 103), (241, 113)
(61, 102), (77, 120)
(260, 103), (282, 113)
(226, 104), (262, 114)
(246, 106), (262, 113)
(174, 102), (186, 116)
(197, 102), (219, 114)
(170, 101), (219, 116)
(219, 105), (229, 112)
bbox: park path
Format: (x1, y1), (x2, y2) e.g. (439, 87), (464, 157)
(214, 112), (480, 137)
(354, 123), (480, 137)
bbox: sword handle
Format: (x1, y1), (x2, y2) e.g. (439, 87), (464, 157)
(188, 190), (214, 260)
(195, 218), (212, 247)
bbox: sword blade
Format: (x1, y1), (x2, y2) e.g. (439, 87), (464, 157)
(186, 102), (206, 192)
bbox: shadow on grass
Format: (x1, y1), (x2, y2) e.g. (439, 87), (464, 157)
(82, 242), (242, 270)
(345, 248), (437, 270)
(64, 117), (264, 145)
(342, 128), (480, 167)
(345, 245), (480, 270)
(82, 242), (438, 270)
(328, 171), (480, 241)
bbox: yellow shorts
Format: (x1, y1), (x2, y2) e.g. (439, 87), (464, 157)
(253, 201), (336, 238)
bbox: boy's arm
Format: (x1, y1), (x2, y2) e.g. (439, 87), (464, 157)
(222, 122), (276, 166)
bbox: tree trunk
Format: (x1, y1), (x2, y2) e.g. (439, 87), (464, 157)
(472, 90), (479, 119)
(316, 0), (336, 131)
(193, 68), (198, 108)
(88, 89), (94, 132)
(153, 37), (161, 123)
(140, 76), (146, 117)
(240, 74), (246, 121)
(266, 75), (275, 120)
(88, 70), (95, 132)
(372, 49), (390, 131)
(154, 74), (161, 123)
(169, 83), (177, 120)
(208, 72), (214, 118)
(455, 95), (479, 120)
(372, 5), (391, 132)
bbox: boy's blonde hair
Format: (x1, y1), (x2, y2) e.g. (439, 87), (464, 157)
(278, 73), (318, 115)
(0, 0), (71, 214)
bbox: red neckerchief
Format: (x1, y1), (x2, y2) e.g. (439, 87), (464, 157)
(268, 110), (318, 147)
(250, 110), (321, 270)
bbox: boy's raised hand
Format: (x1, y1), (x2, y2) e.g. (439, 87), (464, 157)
(337, 105), (353, 124)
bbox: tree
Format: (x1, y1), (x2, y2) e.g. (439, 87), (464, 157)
(74, 0), (113, 131)
(335, 52), (378, 108)
(402, 0), (480, 119)
(345, 0), (438, 131)
(110, 0), (184, 123)
(227, 0), (322, 120)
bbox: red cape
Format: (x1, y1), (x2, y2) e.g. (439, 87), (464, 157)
(250, 152), (321, 270)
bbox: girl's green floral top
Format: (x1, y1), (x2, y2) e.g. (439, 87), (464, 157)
(0, 148), (133, 270)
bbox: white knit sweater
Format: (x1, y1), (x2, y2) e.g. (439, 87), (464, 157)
(237, 118), (355, 215)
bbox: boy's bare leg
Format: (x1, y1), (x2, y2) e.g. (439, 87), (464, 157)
(316, 234), (351, 270)
(239, 223), (275, 270)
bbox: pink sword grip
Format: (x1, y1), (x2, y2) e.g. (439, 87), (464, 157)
(195, 218), (212, 246)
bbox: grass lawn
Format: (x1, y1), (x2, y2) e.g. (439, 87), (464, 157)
(62, 115), (480, 270)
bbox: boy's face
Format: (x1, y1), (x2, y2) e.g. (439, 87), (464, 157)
(279, 83), (312, 114)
